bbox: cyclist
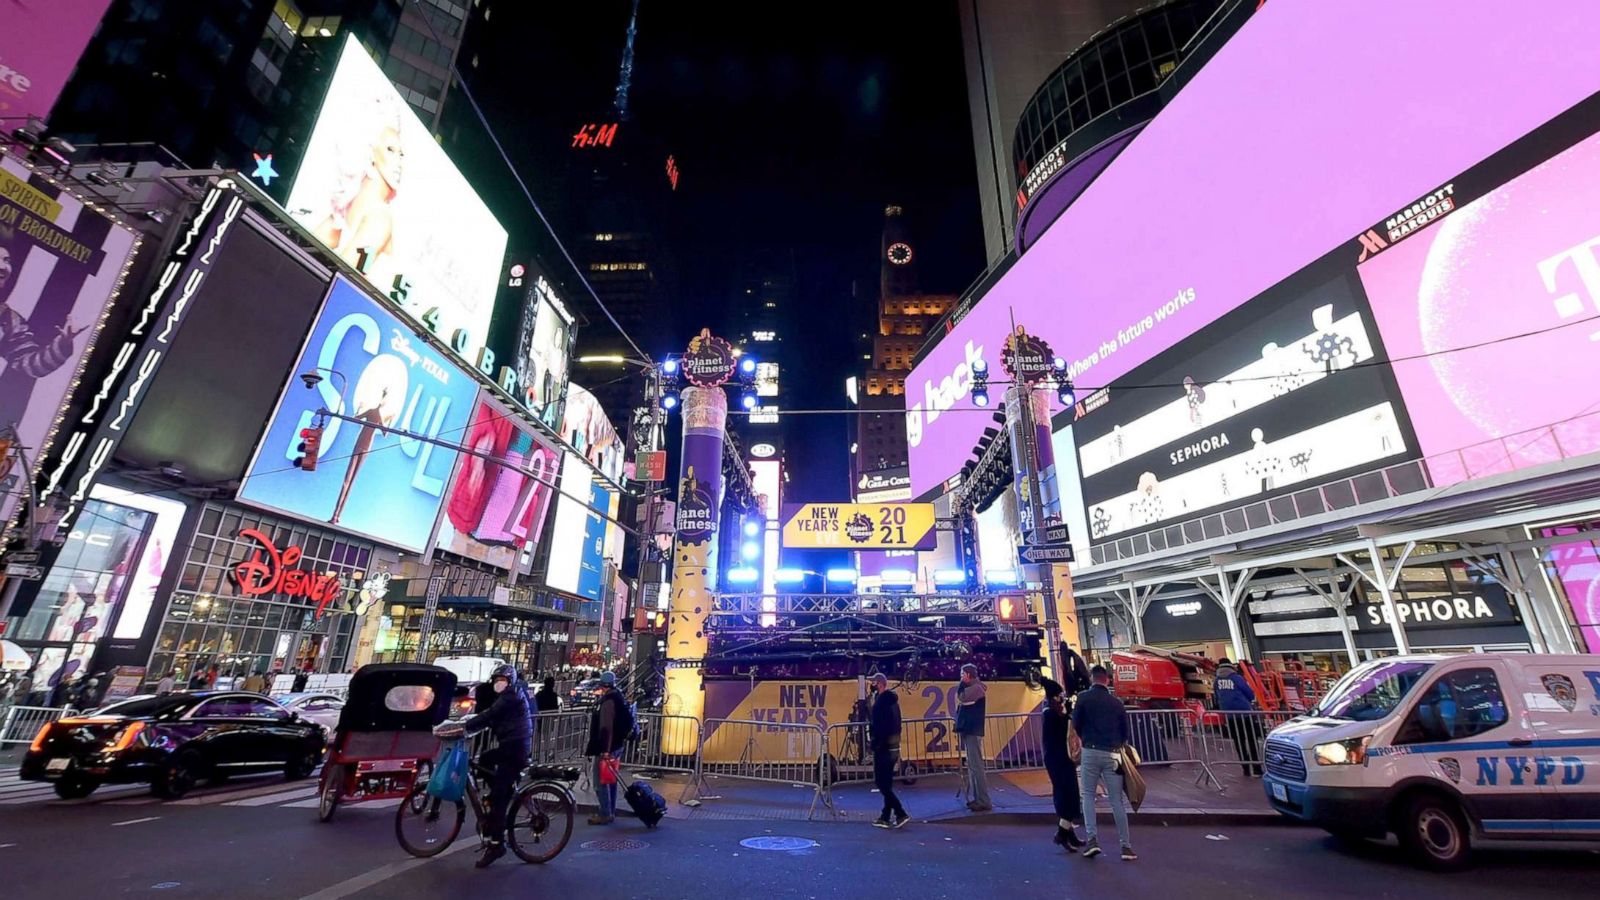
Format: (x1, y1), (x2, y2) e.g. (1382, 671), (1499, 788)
(461, 663), (533, 867)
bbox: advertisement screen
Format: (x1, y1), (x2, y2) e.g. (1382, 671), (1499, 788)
(94, 484), (187, 642)
(0, 156), (140, 536)
(906, 5), (1600, 497)
(1074, 264), (1410, 540)
(1540, 525), (1600, 652)
(236, 277), (478, 553)
(0, 1), (113, 119)
(546, 452), (608, 601)
(1358, 126), (1600, 484)
(561, 382), (624, 483)
(432, 392), (561, 570)
(513, 272), (573, 428)
(286, 36), (507, 362)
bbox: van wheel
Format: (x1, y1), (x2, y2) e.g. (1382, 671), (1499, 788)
(1397, 795), (1470, 870)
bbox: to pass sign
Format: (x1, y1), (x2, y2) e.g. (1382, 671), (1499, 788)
(780, 503), (937, 551)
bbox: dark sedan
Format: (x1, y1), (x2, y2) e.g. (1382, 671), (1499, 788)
(20, 692), (325, 800)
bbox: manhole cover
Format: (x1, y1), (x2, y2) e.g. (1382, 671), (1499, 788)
(580, 838), (650, 852)
(739, 836), (818, 851)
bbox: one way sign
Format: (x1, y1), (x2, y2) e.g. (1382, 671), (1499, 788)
(1027, 524), (1070, 545)
(1019, 543), (1074, 564)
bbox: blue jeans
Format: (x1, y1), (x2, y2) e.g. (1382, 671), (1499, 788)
(1078, 747), (1130, 847)
(592, 756), (618, 816)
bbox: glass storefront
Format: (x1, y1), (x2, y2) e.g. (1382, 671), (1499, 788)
(144, 504), (373, 689)
(373, 604), (573, 675)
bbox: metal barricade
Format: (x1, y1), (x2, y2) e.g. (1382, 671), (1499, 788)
(1201, 710), (1297, 777)
(1125, 708), (1219, 789)
(533, 709), (592, 763)
(615, 712), (700, 776)
(695, 717), (829, 819)
(0, 706), (74, 747)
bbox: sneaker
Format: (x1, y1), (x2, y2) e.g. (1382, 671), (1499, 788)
(475, 843), (506, 868)
(1120, 845), (1138, 861)
(892, 813), (910, 829)
(872, 815), (892, 829)
(1081, 838), (1102, 859)
(587, 814), (615, 825)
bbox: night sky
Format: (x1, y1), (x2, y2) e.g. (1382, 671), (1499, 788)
(459, 1), (986, 506)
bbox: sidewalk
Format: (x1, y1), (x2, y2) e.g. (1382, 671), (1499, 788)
(615, 761), (1287, 827)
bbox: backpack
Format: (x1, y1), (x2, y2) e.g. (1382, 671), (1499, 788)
(617, 697), (640, 745)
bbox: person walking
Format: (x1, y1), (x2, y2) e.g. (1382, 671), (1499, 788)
(868, 673), (909, 828)
(1073, 665), (1135, 861)
(156, 670), (176, 695)
(1039, 676), (1084, 850)
(187, 667), (208, 691)
(585, 671), (630, 825)
(534, 676), (560, 760)
(1213, 659), (1261, 777)
(461, 664), (533, 868)
(292, 668), (310, 693)
(955, 664), (992, 812)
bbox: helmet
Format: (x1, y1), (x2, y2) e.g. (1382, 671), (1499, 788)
(491, 664), (517, 682)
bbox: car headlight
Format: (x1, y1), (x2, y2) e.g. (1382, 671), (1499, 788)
(1313, 736), (1371, 766)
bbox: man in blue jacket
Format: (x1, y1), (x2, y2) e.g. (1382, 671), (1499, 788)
(463, 664), (533, 867)
(1214, 659), (1261, 776)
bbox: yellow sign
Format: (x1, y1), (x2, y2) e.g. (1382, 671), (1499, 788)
(780, 502), (937, 550)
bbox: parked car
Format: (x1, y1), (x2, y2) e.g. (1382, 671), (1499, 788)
(568, 678), (606, 707)
(20, 691), (325, 800)
(272, 692), (346, 737)
(1263, 652), (1600, 869)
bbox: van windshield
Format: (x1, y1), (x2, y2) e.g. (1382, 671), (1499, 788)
(1314, 660), (1435, 721)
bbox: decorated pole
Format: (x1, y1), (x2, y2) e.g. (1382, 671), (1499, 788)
(661, 330), (735, 752)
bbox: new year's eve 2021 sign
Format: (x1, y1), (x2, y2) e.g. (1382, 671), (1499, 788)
(780, 502), (937, 551)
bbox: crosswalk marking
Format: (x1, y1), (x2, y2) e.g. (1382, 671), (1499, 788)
(225, 786), (320, 807)
(0, 765), (330, 810)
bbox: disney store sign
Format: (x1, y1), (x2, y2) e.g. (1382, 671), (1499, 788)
(231, 528), (344, 618)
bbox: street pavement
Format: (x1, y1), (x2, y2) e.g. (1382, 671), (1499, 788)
(2, 765), (1597, 899)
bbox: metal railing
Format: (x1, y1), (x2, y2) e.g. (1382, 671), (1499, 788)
(615, 713), (700, 776)
(0, 705), (75, 747)
(1125, 708), (1219, 788)
(710, 592), (1030, 620)
(694, 717), (830, 819)
(1198, 710), (1298, 776)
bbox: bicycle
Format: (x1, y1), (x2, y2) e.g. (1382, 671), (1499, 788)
(395, 723), (577, 864)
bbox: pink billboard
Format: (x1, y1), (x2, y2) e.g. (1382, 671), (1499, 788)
(0, 1), (113, 120)
(1539, 525), (1600, 653)
(1358, 130), (1600, 484)
(906, 3), (1600, 497)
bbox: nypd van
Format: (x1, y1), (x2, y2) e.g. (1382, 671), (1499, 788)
(1262, 653), (1600, 868)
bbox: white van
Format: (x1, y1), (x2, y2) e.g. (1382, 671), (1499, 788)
(430, 656), (507, 686)
(1263, 653), (1600, 868)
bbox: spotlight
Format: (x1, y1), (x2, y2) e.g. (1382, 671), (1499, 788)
(972, 389), (989, 408)
(739, 357), (757, 376)
(727, 566), (760, 585)
(971, 358), (988, 375)
(743, 521), (760, 538)
(741, 541), (760, 561)
(933, 568), (967, 588)
(1057, 383), (1075, 406)
(774, 568), (806, 585)
(1052, 356), (1067, 372)
(741, 392), (758, 410)
(661, 359), (680, 376)
(660, 393), (679, 411)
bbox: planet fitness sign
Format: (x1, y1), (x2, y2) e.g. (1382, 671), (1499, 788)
(682, 328), (737, 387)
(1001, 327), (1055, 385)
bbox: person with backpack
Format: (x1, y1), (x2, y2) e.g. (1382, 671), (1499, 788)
(585, 671), (632, 825)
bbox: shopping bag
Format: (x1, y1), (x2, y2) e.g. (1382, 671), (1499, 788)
(1067, 722), (1083, 766)
(1119, 745), (1146, 811)
(599, 754), (620, 785)
(427, 741), (469, 803)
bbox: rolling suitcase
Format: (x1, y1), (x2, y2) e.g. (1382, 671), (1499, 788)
(620, 772), (667, 828)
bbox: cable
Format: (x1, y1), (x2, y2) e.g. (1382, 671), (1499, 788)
(404, 0), (650, 363)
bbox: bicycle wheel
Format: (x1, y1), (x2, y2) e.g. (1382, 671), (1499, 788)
(507, 783), (575, 864)
(395, 784), (465, 858)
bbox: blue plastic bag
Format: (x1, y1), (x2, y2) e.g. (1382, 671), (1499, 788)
(427, 741), (468, 803)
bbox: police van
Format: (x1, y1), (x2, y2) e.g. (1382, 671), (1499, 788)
(1262, 653), (1599, 868)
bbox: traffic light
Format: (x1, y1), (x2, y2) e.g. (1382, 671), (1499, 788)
(294, 426), (323, 471)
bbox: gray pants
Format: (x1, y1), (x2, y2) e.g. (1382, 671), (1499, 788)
(1078, 747), (1130, 847)
(961, 733), (991, 808)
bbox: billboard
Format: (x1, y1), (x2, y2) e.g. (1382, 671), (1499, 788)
(431, 392), (561, 571)
(905, 4), (1600, 497)
(780, 503), (937, 551)
(546, 452), (609, 601)
(512, 270), (573, 428)
(1358, 125), (1600, 484)
(1073, 263), (1410, 540)
(236, 276), (478, 553)
(0, 1), (112, 119)
(561, 382), (624, 483)
(0, 156), (140, 537)
(287, 36), (507, 363)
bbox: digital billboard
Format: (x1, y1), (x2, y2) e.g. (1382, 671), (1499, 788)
(0, 155), (140, 538)
(431, 392), (561, 571)
(0, 1), (113, 119)
(236, 276), (478, 553)
(546, 451), (609, 601)
(905, 4), (1600, 497)
(561, 381), (624, 483)
(287, 36), (507, 363)
(512, 269), (574, 428)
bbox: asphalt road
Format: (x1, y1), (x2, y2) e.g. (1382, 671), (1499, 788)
(2, 766), (1596, 899)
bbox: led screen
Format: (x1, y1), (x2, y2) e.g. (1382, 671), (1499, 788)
(287, 36), (507, 363)
(0, 1), (113, 119)
(906, 4), (1600, 497)
(431, 392), (561, 570)
(546, 452), (608, 601)
(236, 277), (478, 553)
(561, 382), (624, 483)
(513, 271), (574, 428)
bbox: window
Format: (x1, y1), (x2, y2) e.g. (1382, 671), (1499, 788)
(1396, 667), (1509, 744)
(192, 696), (271, 718)
(1314, 659), (1432, 722)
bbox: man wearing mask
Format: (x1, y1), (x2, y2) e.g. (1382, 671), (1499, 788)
(954, 664), (991, 811)
(868, 672), (909, 828)
(462, 664), (533, 868)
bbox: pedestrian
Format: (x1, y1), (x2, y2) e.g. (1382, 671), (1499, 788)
(461, 664), (533, 868)
(15, 673), (33, 706)
(187, 667), (207, 691)
(584, 671), (631, 825)
(205, 663), (219, 689)
(292, 668), (310, 693)
(1213, 658), (1261, 777)
(242, 670), (266, 694)
(534, 675), (560, 760)
(49, 676), (73, 709)
(954, 663), (992, 812)
(1072, 664), (1135, 861)
(1039, 676), (1084, 850)
(868, 673), (909, 828)
(156, 670), (176, 695)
